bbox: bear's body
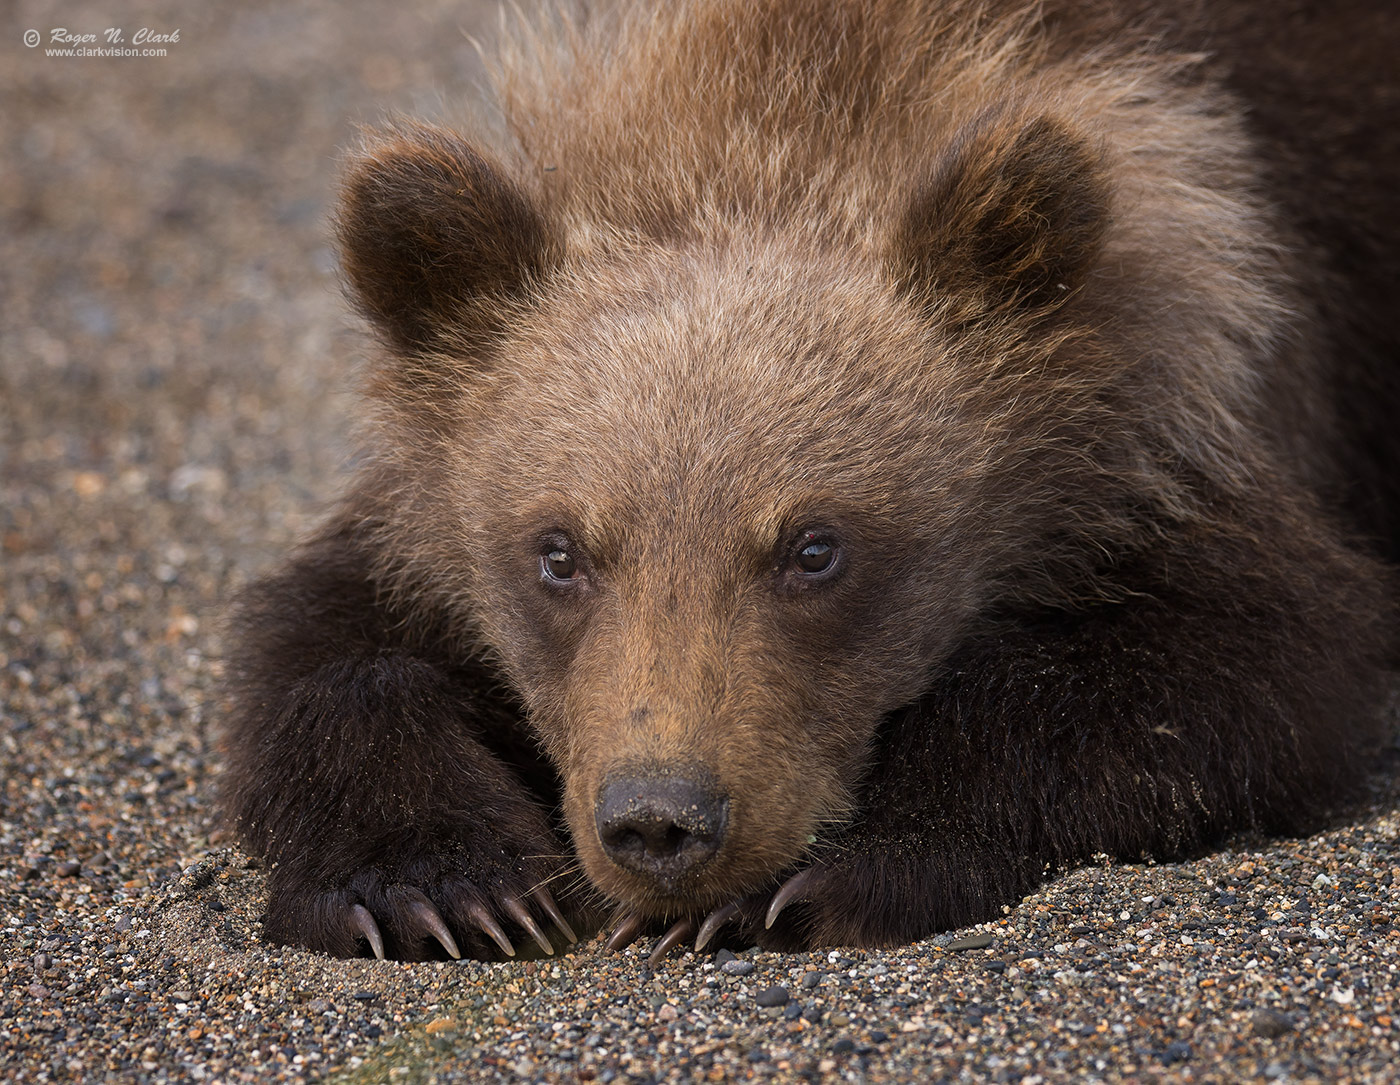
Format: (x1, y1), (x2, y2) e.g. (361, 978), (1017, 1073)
(224, 0), (1399, 960)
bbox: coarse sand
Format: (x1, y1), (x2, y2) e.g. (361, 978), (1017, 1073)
(2, 2), (1397, 1082)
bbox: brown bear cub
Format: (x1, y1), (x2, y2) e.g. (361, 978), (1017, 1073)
(223, 0), (1400, 961)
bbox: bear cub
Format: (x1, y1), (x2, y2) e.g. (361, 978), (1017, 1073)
(223, 0), (1399, 961)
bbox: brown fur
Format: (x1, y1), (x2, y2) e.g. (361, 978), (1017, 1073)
(222, 0), (1398, 959)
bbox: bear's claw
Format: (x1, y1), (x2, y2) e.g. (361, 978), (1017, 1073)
(532, 885), (580, 945)
(694, 900), (742, 952)
(648, 916), (697, 966)
(503, 894), (555, 956)
(603, 910), (647, 952)
(764, 867), (818, 930)
(402, 887), (462, 959)
(349, 903), (386, 960)
(463, 898), (517, 957)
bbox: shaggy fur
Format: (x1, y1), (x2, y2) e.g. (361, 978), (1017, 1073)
(223, 0), (1399, 960)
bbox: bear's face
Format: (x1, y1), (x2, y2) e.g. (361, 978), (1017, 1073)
(453, 241), (999, 911)
(339, 113), (1114, 915)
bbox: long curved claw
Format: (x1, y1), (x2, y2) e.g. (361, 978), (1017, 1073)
(350, 903), (385, 961)
(403, 891), (461, 959)
(503, 895), (554, 956)
(604, 911), (647, 953)
(530, 886), (579, 946)
(766, 867), (819, 930)
(648, 916), (697, 967)
(695, 900), (742, 953)
(464, 900), (516, 958)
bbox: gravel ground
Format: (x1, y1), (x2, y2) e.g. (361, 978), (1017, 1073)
(2, 2), (1398, 1082)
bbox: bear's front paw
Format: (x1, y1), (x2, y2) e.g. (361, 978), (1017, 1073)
(265, 851), (581, 962)
(745, 857), (986, 951)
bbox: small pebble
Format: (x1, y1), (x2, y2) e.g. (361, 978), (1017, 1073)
(755, 985), (789, 1007)
(948, 932), (994, 951)
(721, 959), (755, 976)
(1252, 1009), (1296, 1038)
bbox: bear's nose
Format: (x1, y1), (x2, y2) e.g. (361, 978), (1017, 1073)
(595, 772), (728, 881)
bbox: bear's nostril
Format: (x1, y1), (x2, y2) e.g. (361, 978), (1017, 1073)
(597, 825), (641, 865)
(595, 771), (728, 881)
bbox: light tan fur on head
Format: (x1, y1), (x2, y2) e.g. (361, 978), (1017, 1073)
(337, 0), (1339, 917)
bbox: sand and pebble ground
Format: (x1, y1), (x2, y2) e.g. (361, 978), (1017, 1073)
(2, 1), (1398, 1081)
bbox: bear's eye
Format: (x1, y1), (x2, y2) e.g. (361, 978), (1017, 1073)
(786, 531), (842, 582)
(542, 547), (579, 582)
(796, 540), (835, 573)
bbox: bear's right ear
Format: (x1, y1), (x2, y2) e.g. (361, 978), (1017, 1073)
(892, 107), (1111, 328)
(337, 123), (560, 355)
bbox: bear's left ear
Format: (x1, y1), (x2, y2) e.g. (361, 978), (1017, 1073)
(892, 109), (1111, 325)
(336, 122), (561, 356)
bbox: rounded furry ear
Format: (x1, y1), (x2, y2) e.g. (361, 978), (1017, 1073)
(894, 109), (1110, 325)
(337, 123), (560, 355)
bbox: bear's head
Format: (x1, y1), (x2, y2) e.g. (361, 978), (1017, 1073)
(335, 113), (1118, 917)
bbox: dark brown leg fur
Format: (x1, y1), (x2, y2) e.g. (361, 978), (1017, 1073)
(754, 484), (1391, 949)
(222, 520), (587, 960)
